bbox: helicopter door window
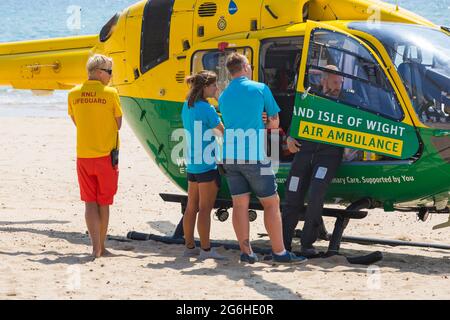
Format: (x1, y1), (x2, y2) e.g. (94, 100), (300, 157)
(305, 30), (403, 121)
(191, 47), (253, 93)
(140, 0), (174, 74)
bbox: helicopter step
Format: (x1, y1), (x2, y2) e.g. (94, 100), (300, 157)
(258, 205), (450, 252)
(159, 193), (266, 237)
(158, 193), (369, 238)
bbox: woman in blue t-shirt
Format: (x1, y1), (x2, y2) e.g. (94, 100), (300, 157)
(181, 70), (225, 260)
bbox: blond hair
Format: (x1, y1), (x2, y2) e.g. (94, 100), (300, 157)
(86, 54), (112, 78)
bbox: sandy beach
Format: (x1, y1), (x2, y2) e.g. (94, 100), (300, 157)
(0, 115), (449, 300)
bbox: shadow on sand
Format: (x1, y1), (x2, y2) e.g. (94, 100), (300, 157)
(1, 221), (449, 299)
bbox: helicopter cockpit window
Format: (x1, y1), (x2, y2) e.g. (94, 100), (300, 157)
(305, 29), (403, 120)
(349, 22), (450, 129)
(100, 13), (120, 43)
(140, 0), (174, 74)
(191, 47), (253, 93)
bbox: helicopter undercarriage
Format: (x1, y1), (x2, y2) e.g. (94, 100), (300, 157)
(126, 193), (450, 265)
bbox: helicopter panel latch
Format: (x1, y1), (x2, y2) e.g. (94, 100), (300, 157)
(301, 87), (311, 100)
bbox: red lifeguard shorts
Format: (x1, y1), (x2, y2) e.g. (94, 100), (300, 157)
(76, 156), (119, 206)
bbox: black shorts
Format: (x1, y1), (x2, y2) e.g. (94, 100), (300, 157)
(187, 169), (221, 188)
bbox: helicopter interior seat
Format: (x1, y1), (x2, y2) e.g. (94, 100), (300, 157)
(423, 68), (450, 123)
(422, 67), (444, 104)
(423, 67), (450, 105)
(397, 59), (427, 112)
(397, 62), (413, 93)
(364, 80), (396, 117)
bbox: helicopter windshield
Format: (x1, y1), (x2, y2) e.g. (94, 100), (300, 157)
(349, 22), (450, 129)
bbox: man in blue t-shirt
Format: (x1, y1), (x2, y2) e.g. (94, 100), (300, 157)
(219, 53), (306, 265)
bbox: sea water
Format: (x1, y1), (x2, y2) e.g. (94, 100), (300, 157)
(0, 0), (449, 117)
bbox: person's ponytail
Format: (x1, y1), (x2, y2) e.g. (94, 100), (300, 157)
(186, 71), (217, 108)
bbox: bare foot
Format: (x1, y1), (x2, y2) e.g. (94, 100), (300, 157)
(92, 250), (103, 259)
(101, 249), (113, 257)
(85, 255), (97, 262)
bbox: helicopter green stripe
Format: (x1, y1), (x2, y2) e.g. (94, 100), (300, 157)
(120, 96), (450, 210)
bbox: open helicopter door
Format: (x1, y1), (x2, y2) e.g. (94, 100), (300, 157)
(291, 21), (420, 160)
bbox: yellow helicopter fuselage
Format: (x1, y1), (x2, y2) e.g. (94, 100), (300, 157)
(0, 0), (449, 212)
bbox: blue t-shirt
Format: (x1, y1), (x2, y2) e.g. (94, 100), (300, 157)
(219, 77), (280, 161)
(181, 100), (221, 174)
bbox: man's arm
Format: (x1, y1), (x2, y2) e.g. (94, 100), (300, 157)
(285, 125), (301, 153)
(287, 136), (302, 153)
(266, 113), (280, 129)
(213, 122), (225, 137)
(112, 89), (123, 130)
(68, 94), (76, 127)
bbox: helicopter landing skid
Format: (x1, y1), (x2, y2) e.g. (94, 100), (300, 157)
(125, 194), (382, 265)
(265, 198), (384, 265)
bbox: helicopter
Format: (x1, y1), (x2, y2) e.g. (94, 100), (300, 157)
(0, 0), (449, 263)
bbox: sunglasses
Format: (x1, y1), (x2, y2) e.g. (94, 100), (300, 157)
(100, 68), (113, 75)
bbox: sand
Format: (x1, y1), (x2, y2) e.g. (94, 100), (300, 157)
(0, 116), (449, 300)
